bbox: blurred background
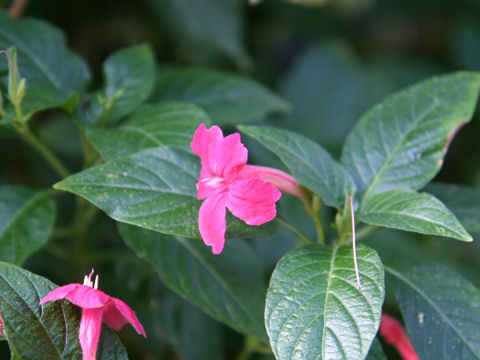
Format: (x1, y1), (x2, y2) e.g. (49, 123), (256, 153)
(1, 0), (480, 358)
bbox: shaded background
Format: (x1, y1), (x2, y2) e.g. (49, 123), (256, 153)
(1, 0), (480, 358)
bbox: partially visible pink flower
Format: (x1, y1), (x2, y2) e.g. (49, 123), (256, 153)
(0, 312), (4, 337)
(191, 123), (300, 254)
(380, 314), (419, 360)
(40, 270), (146, 360)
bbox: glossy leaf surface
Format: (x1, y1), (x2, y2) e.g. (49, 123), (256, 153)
(387, 262), (480, 359)
(120, 223), (267, 338)
(0, 186), (55, 264)
(342, 72), (480, 199)
(240, 125), (354, 209)
(359, 188), (472, 241)
(87, 102), (209, 160)
(265, 244), (384, 360)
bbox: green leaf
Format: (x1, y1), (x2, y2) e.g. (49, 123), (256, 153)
(119, 223), (267, 338)
(151, 67), (289, 125)
(239, 125), (354, 209)
(54, 147), (276, 239)
(265, 244), (384, 360)
(386, 262), (480, 359)
(0, 262), (128, 360)
(0, 10), (90, 119)
(0, 186), (55, 265)
(87, 102), (209, 160)
(359, 188), (472, 241)
(426, 182), (480, 234)
(144, 0), (248, 65)
(341, 72), (480, 199)
(101, 44), (156, 122)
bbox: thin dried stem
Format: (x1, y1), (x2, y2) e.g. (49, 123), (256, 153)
(349, 196), (361, 291)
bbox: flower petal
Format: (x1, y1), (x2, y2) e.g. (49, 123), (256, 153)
(198, 191), (228, 254)
(191, 124), (247, 179)
(227, 179), (281, 225)
(190, 123), (223, 176)
(39, 283), (81, 305)
(103, 298), (146, 337)
(79, 308), (104, 360)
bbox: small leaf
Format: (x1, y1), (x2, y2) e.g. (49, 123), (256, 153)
(54, 147), (276, 239)
(119, 223), (267, 338)
(0, 10), (90, 120)
(0, 186), (55, 264)
(342, 72), (480, 199)
(386, 262), (480, 359)
(426, 182), (480, 233)
(0, 262), (128, 360)
(359, 188), (472, 241)
(87, 102), (210, 160)
(101, 44), (156, 122)
(239, 125), (354, 209)
(151, 67), (289, 125)
(265, 244), (384, 360)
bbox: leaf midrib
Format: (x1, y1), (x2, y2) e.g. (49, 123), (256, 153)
(385, 266), (477, 356)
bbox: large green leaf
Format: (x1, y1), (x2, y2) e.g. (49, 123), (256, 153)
(54, 147), (277, 239)
(341, 72), (480, 199)
(426, 182), (480, 234)
(387, 262), (480, 359)
(0, 262), (128, 360)
(0, 186), (55, 264)
(359, 188), (472, 241)
(265, 244), (384, 360)
(119, 223), (267, 338)
(143, 0), (247, 64)
(87, 102), (209, 160)
(239, 125), (354, 209)
(0, 10), (90, 120)
(151, 67), (289, 125)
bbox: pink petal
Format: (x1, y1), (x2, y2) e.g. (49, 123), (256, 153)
(227, 179), (281, 226)
(103, 298), (146, 337)
(240, 165), (302, 198)
(196, 167), (226, 200)
(190, 124), (223, 176)
(40, 283), (81, 305)
(66, 286), (110, 309)
(198, 191), (228, 254)
(190, 124), (247, 179)
(215, 132), (247, 180)
(79, 308), (104, 360)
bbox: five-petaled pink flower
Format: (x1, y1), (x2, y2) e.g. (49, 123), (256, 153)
(191, 123), (301, 254)
(40, 270), (146, 360)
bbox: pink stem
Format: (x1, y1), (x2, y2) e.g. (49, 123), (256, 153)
(380, 314), (419, 360)
(241, 165), (302, 198)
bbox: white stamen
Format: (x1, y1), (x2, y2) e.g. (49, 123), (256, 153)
(201, 177), (224, 186)
(94, 275), (99, 290)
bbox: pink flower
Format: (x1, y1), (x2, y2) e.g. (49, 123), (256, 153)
(380, 314), (419, 360)
(40, 270), (146, 360)
(191, 123), (300, 254)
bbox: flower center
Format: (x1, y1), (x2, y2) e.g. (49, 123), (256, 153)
(83, 269), (99, 289)
(201, 177), (225, 187)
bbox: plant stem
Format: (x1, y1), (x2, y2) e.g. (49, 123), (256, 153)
(9, 0), (28, 19)
(312, 195), (324, 244)
(277, 217), (312, 244)
(14, 122), (71, 178)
